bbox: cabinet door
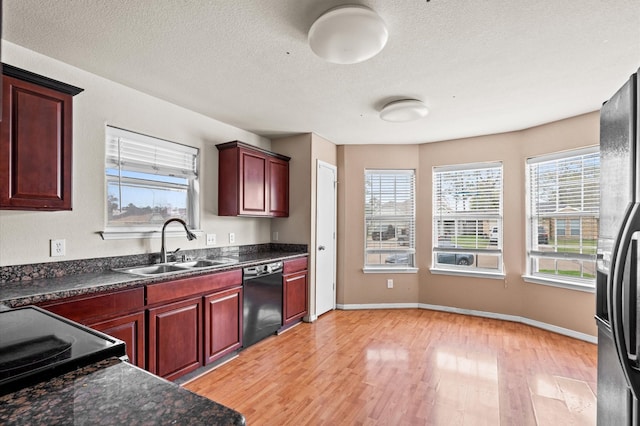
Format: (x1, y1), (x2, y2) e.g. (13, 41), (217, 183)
(239, 148), (268, 215)
(90, 311), (145, 369)
(283, 271), (308, 325)
(148, 297), (202, 381)
(0, 75), (73, 210)
(204, 286), (243, 364)
(268, 157), (289, 217)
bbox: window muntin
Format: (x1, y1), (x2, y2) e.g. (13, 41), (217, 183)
(105, 126), (199, 233)
(432, 163), (503, 273)
(364, 170), (416, 270)
(526, 147), (599, 286)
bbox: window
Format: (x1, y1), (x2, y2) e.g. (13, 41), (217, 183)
(526, 147), (599, 288)
(103, 126), (199, 237)
(364, 170), (416, 272)
(432, 162), (503, 275)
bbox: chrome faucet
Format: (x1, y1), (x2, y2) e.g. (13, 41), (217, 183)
(160, 218), (197, 263)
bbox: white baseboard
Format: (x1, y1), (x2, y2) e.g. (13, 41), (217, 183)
(336, 303), (419, 310)
(336, 303), (597, 344)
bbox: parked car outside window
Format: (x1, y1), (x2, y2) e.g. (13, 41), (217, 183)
(436, 252), (474, 266)
(385, 253), (474, 266)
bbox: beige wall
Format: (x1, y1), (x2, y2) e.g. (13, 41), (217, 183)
(337, 112), (599, 337)
(272, 133), (337, 320)
(0, 42), (272, 266)
(337, 145), (421, 305)
(271, 134), (312, 246)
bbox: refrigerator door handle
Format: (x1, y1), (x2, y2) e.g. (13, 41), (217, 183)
(611, 202), (640, 397)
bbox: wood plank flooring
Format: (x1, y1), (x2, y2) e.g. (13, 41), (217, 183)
(184, 309), (597, 425)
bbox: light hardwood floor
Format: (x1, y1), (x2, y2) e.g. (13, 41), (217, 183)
(184, 309), (597, 425)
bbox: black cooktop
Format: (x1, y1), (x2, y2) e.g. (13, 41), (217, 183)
(0, 306), (126, 396)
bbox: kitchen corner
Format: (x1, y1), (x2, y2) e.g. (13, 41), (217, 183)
(0, 243), (308, 425)
(0, 357), (245, 425)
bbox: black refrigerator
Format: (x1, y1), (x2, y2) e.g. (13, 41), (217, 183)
(596, 67), (640, 425)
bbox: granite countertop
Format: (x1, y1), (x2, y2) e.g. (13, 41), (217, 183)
(0, 357), (245, 425)
(0, 250), (307, 308)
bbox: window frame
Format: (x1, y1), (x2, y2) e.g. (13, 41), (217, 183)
(431, 162), (505, 279)
(101, 126), (200, 240)
(363, 169), (417, 273)
(524, 146), (599, 292)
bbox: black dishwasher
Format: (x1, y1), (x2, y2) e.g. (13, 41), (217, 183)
(242, 262), (283, 348)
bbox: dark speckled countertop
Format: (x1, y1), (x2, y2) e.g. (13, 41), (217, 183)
(0, 357), (245, 425)
(0, 244), (306, 425)
(0, 248), (307, 308)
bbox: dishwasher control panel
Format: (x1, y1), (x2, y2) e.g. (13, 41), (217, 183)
(243, 262), (283, 278)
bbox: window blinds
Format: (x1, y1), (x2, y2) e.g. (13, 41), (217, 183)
(526, 147), (600, 283)
(106, 126), (198, 178)
(433, 163), (502, 220)
(433, 163), (502, 243)
(364, 170), (416, 256)
(527, 148), (599, 220)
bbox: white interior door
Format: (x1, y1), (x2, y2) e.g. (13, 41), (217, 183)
(316, 160), (337, 317)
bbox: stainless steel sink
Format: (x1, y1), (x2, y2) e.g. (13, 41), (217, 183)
(175, 258), (238, 269)
(119, 264), (188, 276)
(116, 257), (238, 276)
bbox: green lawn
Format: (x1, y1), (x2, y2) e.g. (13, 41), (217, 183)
(449, 236), (598, 255)
(550, 238), (597, 255)
(452, 236), (490, 248)
(539, 269), (595, 279)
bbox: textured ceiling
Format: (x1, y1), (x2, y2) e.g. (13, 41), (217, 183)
(3, 0), (639, 145)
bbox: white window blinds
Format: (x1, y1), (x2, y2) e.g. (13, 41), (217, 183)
(364, 170), (416, 268)
(433, 162), (503, 272)
(106, 126), (198, 178)
(526, 147), (599, 284)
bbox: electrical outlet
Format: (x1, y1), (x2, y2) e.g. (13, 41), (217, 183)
(229, 233), (235, 244)
(273, 231), (278, 241)
(206, 234), (216, 246)
(50, 239), (66, 257)
(387, 279), (394, 289)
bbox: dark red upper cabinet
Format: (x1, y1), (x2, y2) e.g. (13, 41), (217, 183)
(217, 141), (290, 217)
(0, 65), (83, 210)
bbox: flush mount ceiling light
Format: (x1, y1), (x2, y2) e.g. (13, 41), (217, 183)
(380, 99), (429, 122)
(308, 5), (388, 64)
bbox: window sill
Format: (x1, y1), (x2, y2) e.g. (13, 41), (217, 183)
(100, 230), (204, 240)
(429, 267), (505, 280)
(363, 267), (419, 274)
(522, 275), (595, 293)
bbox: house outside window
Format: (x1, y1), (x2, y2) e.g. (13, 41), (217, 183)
(103, 126), (200, 238)
(525, 147), (599, 288)
(364, 170), (416, 272)
(432, 162), (503, 276)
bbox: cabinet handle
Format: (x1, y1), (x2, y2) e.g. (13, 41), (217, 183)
(318, 246), (326, 251)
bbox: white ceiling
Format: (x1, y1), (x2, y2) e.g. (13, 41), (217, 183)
(3, 0), (639, 145)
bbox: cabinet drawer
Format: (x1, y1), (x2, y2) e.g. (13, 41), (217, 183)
(146, 269), (242, 305)
(41, 287), (144, 324)
(283, 257), (308, 274)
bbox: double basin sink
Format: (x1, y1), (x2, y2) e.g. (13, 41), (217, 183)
(117, 258), (238, 277)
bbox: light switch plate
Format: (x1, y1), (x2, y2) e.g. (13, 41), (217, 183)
(387, 279), (393, 289)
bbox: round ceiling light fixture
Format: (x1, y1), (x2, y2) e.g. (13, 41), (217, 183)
(380, 99), (429, 122)
(308, 5), (388, 64)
